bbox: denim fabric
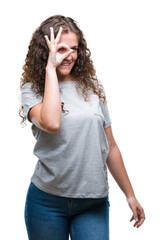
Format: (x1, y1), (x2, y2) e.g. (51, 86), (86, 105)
(24, 182), (110, 240)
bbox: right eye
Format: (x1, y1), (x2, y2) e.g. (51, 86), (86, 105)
(58, 48), (66, 53)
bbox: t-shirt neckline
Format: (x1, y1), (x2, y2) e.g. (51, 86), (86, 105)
(59, 81), (79, 84)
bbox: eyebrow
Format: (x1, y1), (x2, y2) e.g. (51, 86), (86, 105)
(71, 46), (78, 48)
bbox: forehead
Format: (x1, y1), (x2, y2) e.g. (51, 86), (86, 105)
(58, 31), (78, 46)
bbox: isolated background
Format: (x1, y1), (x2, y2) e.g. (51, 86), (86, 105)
(0, 0), (163, 239)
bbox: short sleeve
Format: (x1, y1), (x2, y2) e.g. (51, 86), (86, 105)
(100, 100), (112, 129)
(21, 82), (43, 122)
(98, 79), (112, 129)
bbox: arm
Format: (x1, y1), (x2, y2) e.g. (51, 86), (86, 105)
(105, 126), (145, 228)
(29, 27), (73, 133)
(29, 68), (62, 133)
(41, 67), (62, 131)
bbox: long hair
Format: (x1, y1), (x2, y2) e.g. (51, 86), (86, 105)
(19, 15), (107, 126)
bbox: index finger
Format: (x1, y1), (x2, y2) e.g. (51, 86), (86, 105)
(55, 27), (63, 44)
(57, 43), (72, 51)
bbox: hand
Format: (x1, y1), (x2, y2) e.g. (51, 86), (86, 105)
(44, 27), (73, 68)
(127, 196), (145, 228)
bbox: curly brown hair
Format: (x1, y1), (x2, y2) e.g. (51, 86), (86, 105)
(19, 15), (107, 126)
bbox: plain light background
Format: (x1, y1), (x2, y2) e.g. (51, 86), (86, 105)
(0, 0), (163, 239)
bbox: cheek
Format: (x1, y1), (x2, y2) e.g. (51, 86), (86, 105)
(73, 52), (78, 62)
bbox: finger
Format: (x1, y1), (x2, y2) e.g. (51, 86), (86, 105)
(60, 49), (74, 61)
(44, 35), (50, 48)
(133, 210), (138, 222)
(135, 218), (143, 228)
(136, 210), (146, 228)
(57, 43), (71, 51)
(134, 210), (145, 228)
(50, 27), (55, 42)
(130, 216), (134, 222)
(136, 218), (145, 228)
(133, 220), (139, 227)
(137, 207), (145, 221)
(55, 27), (63, 44)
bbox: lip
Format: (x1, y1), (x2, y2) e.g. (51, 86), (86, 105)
(61, 62), (72, 65)
(60, 62), (72, 68)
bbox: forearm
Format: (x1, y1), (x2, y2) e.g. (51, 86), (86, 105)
(41, 66), (62, 129)
(106, 145), (135, 199)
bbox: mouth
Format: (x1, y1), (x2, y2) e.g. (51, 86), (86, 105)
(61, 62), (72, 67)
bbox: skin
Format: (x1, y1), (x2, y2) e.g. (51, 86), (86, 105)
(29, 27), (79, 133)
(46, 27), (146, 227)
(56, 31), (79, 81)
(45, 27), (79, 82)
(105, 126), (146, 228)
(29, 27), (76, 132)
(31, 27), (146, 227)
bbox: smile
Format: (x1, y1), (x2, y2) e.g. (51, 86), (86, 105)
(61, 62), (72, 66)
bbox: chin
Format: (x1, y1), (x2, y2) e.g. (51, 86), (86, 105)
(57, 66), (73, 76)
(57, 70), (71, 76)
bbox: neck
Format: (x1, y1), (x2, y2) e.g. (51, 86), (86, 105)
(58, 74), (77, 82)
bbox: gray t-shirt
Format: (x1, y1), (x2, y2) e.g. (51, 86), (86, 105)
(21, 80), (112, 198)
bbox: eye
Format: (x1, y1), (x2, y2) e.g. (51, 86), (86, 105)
(58, 47), (67, 53)
(71, 47), (78, 51)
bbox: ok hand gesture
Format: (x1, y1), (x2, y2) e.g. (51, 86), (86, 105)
(44, 27), (73, 69)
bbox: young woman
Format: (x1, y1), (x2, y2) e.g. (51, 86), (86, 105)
(19, 15), (145, 240)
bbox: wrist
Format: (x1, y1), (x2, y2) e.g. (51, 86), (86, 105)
(126, 193), (136, 201)
(46, 64), (57, 71)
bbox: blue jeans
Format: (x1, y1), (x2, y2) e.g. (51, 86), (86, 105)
(24, 181), (110, 240)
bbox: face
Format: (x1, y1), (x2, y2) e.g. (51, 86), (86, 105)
(56, 31), (78, 79)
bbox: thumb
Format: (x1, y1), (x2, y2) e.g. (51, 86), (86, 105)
(133, 209), (138, 222)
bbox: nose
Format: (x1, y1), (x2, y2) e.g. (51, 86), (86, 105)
(65, 52), (73, 61)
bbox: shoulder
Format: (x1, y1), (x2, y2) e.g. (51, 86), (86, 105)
(21, 82), (42, 102)
(21, 82), (33, 96)
(21, 82), (32, 91)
